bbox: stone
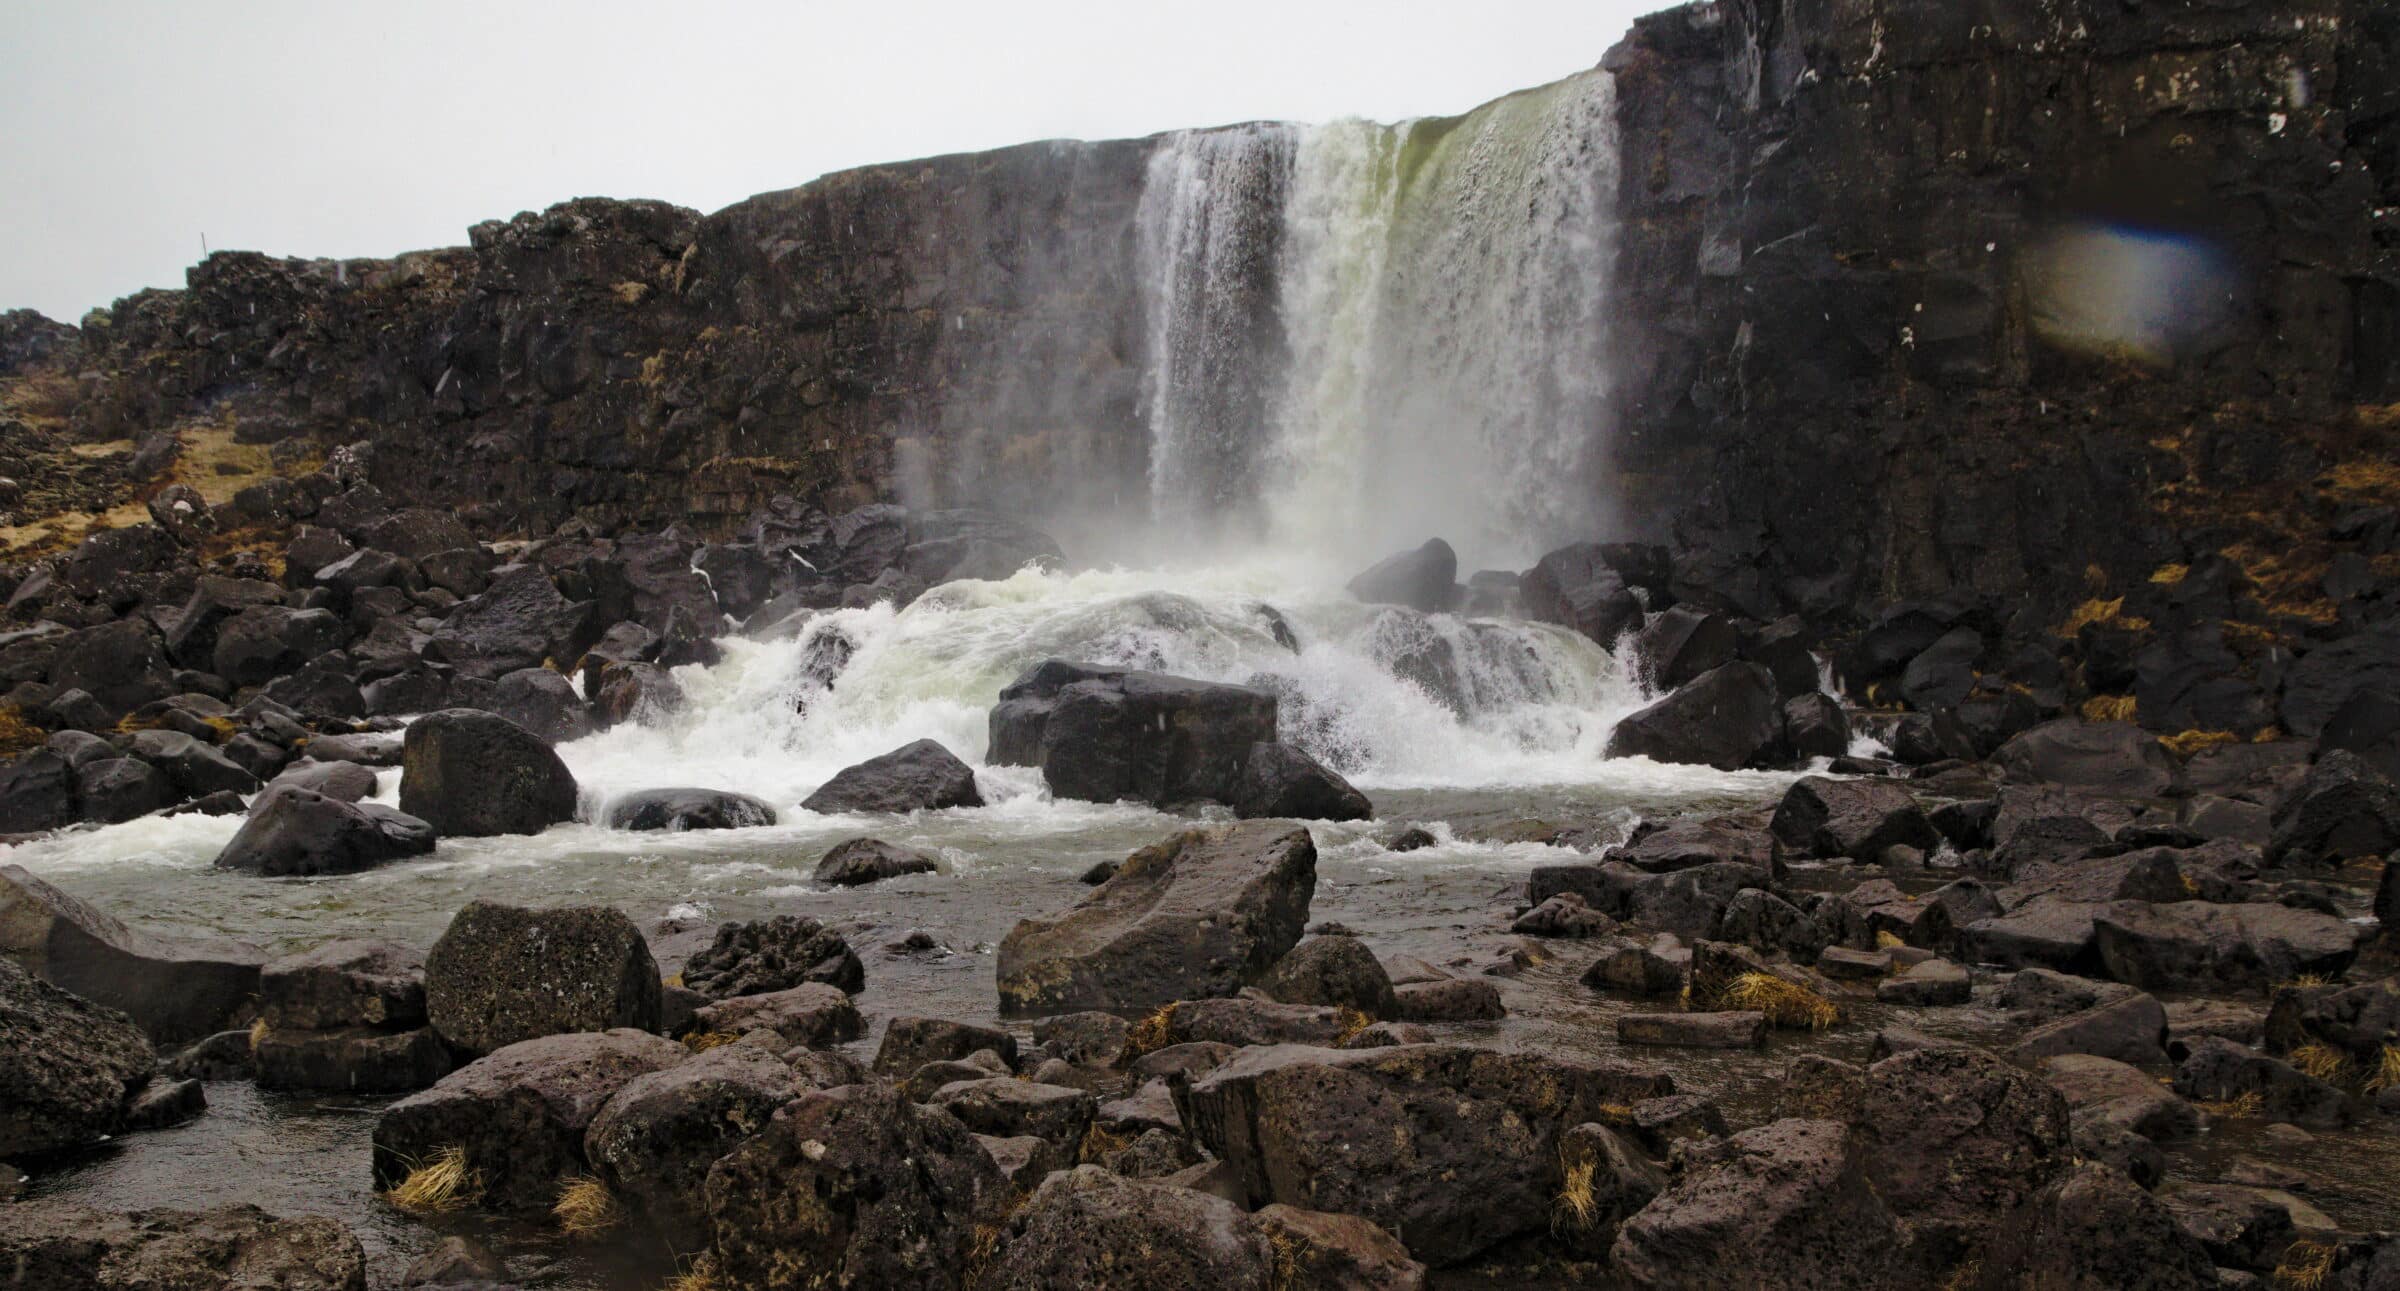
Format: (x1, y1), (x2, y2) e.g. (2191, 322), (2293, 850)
(2266, 749), (2400, 867)
(604, 786), (776, 831)
(399, 708), (578, 837)
(48, 620), (175, 718)
(1633, 605), (1741, 690)
(801, 737), (983, 814)
(259, 939), (426, 1030)
(873, 1016), (1020, 1074)
(1346, 539), (1458, 613)
(814, 836), (941, 886)
(75, 756), (176, 824)
(930, 1077), (1096, 1155)
(423, 900), (661, 1055)
(993, 663), (1278, 809)
(1141, 998), (1358, 1049)
(400, 1235), (507, 1287)
(2039, 1054), (2199, 1143)
(0, 954), (155, 1156)
(487, 666), (590, 743)
(1771, 775), (1938, 859)
(211, 606), (348, 689)
(998, 822), (1314, 1015)
(1958, 896), (2108, 974)
(267, 757), (379, 802)
(1392, 977), (1506, 1021)
(1969, 1163), (2216, 1291)
(212, 785), (437, 877)
(1876, 958), (1971, 1006)
(1610, 1119), (1906, 1289)
(1230, 740), (1371, 821)
(1852, 1046), (2072, 1268)
(1717, 887), (1829, 958)
(1034, 1011), (1131, 1066)
(1616, 1010), (1766, 1048)
(1992, 720), (2176, 798)
(127, 727), (259, 798)
(1784, 692), (1853, 760)
(1182, 1042), (1673, 1265)
(1521, 543), (1644, 646)
(0, 1202), (367, 1291)
(371, 1029), (685, 1214)
(2158, 1183), (2300, 1274)
(254, 1025), (452, 1093)
(680, 915), (864, 997)
(423, 565), (588, 681)
(0, 863), (265, 1043)
(2091, 901), (2360, 992)
(692, 983), (863, 1048)
(1582, 934), (1689, 997)
(2171, 1037), (2353, 1129)
(583, 1041), (809, 1249)
(1259, 935), (1398, 1018)
(1603, 661), (1783, 770)
(702, 1081), (1004, 1291)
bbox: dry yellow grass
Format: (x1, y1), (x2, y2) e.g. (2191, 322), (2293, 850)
(2366, 1046), (2400, 1095)
(2081, 694), (2139, 723)
(681, 1031), (741, 1054)
(2288, 1042), (2349, 1083)
(2159, 729), (2238, 757)
(2274, 1239), (2338, 1290)
(384, 1146), (480, 1213)
(2196, 1091), (2263, 1120)
(1551, 1157), (1599, 1235)
(2059, 598), (2149, 636)
(1720, 973), (1840, 1030)
(1121, 1003), (1179, 1060)
(662, 1254), (726, 1291)
(552, 1176), (625, 1238)
(1874, 930), (1906, 951)
(0, 707), (46, 759)
(1078, 1121), (1133, 1165)
(1333, 1007), (1375, 1046)
(2149, 563), (2189, 585)
(247, 1018), (268, 1050)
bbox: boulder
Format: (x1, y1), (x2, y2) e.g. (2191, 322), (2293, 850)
(1609, 815), (1779, 873)
(371, 1029), (685, 1214)
(398, 708), (578, 837)
(258, 940), (425, 1031)
(2171, 1037), (2353, 1128)
(1602, 662), (1783, 770)
(1851, 1047), (2072, 1268)
(1230, 741), (1371, 821)
(423, 565), (588, 681)
(1876, 958), (1971, 1006)
(1958, 896), (2109, 973)
(997, 822), (1315, 1014)
(800, 737), (982, 814)
(2157, 1183), (2302, 1274)
(1969, 1163), (2216, 1291)
(0, 751), (77, 834)
(2039, 1054), (2198, 1143)
(1513, 891), (1622, 938)
(2012, 991), (2170, 1067)
(0, 1203), (367, 1291)
(680, 915), (864, 997)
(1034, 1011), (1131, 1066)
(1633, 606), (1741, 690)
(128, 727), (260, 798)
(604, 787), (776, 831)
(423, 901), (662, 1055)
(929, 1077), (1096, 1155)
(691, 982), (863, 1048)
(487, 667), (590, 744)
(1993, 720), (2176, 798)
(2322, 684), (2400, 781)
(1617, 1011), (1767, 1048)
(0, 955), (155, 1156)
(211, 606), (348, 689)
(874, 1016), (1020, 1074)
(584, 1041), (810, 1249)
(1181, 1042), (1673, 1265)
(1582, 934), (1691, 998)
(2266, 749), (2400, 867)
(2091, 901), (2360, 992)
(1140, 997), (1360, 1049)
(1345, 539), (1457, 613)
(1784, 692), (1852, 761)
(48, 619), (174, 717)
(254, 1025), (452, 1093)
(703, 1081), (1004, 1291)
(76, 756), (176, 824)
(1260, 935), (1399, 1018)
(0, 864), (264, 1043)
(814, 836), (941, 886)
(212, 785), (437, 877)
(1770, 776), (1938, 859)
(267, 758), (379, 803)
(1520, 543), (1643, 646)
(992, 663), (1278, 808)
(1610, 1119), (1906, 1289)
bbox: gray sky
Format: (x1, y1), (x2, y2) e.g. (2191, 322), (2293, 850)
(0, 0), (1659, 323)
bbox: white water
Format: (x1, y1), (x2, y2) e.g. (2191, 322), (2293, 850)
(1140, 69), (1622, 571)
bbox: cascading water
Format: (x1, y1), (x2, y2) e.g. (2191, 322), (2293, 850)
(1139, 69), (1622, 571)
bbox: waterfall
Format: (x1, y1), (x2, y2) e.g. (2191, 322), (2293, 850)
(1136, 70), (1622, 571)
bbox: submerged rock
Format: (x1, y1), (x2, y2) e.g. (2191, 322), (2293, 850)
(997, 822), (1315, 1014)
(1345, 539), (1458, 614)
(680, 914), (864, 997)
(604, 786), (776, 831)
(1611, 1118), (1905, 1289)
(988, 661), (1277, 809)
(1230, 740), (1372, 821)
(813, 836), (941, 886)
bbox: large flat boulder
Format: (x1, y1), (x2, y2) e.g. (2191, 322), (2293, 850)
(0, 955), (156, 1156)
(423, 900), (662, 1055)
(997, 822), (1315, 1015)
(399, 708), (579, 837)
(987, 661), (1278, 808)
(2091, 901), (2361, 991)
(2266, 749), (2400, 867)
(1993, 719), (2176, 798)
(1180, 1042), (1673, 1265)
(0, 863), (265, 1043)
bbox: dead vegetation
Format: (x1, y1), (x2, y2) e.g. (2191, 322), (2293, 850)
(1715, 973), (1841, 1031)
(383, 1146), (480, 1214)
(552, 1175), (626, 1239)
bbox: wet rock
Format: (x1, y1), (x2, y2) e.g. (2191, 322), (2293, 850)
(75, 756), (176, 824)
(212, 785), (437, 877)
(873, 1016), (1019, 1075)
(1260, 935), (1398, 1018)
(703, 1080), (1004, 1291)
(605, 786), (776, 831)
(259, 940), (425, 1030)
(1521, 542), (1643, 646)
(400, 1235), (507, 1287)
(1033, 1011), (1130, 1066)
(1959, 896), (2107, 973)
(1602, 662), (1783, 770)
(930, 1077), (1096, 1156)
(2171, 1037), (2353, 1129)
(1817, 945), (1893, 978)
(692, 983), (863, 1048)
(1876, 958), (1971, 1006)
(2013, 991), (2170, 1067)
(1610, 1118), (1905, 1289)
(163, 1029), (256, 1081)
(127, 727), (259, 798)
(1633, 605), (1741, 690)
(801, 737), (982, 814)
(998, 822), (1314, 1015)
(49, 620), (175, 718)
(813, 836), (940, 886)
(681, 914), (864, 997)
(486, 666), (590, 744)
(1141, 998), (1358, 1049)
(0, 863), (264, 1043)
(1582, 933), (1689, 997)
(2158, 1183), (2298, 1274)
(1346, 539), (1458, 613)
(589, 659), (682, 727)
(2091, 901), (2360, 992)
(1512, 891), (1621, 938)
(1852, 1046), (2072, 1268)
(254, 1025), (452, 1093)
(1969, 1162), (2215, 1291)
(1611, 815), (1779, 872)
(267, 757), (379, 803)
(584, 1041), (808, 1249)
(424, 901), (662, 1055)
(1182, 1042), (1672, 1265)
(1783, 692), (1852, 760)
(1393, 977), (1505, 1022)
(0, 955), (155, 1156)
(399, 709), (578, 837)
(1771, 776), (1937, 859)
(0, 1202), (367, 1291)
(1230, 740), (1371, 821)
(2266, 749), (2400, 867)
(423, 565), (588, 682)
(2040, 1054), (2198, 1143)
(993, 663), (1277, 809)
(372, 1029), (685, 1215)
(902, 1050), (1012, 1102)
(1717, 887), (1829, 958)
(1617, 1010), (1766, 1048)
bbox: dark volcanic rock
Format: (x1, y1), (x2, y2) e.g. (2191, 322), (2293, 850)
(423, 900), (662, 1054)
(1260, 934), (1399, 1018)
(399, 708), (578, 837)
(0, 1202), (367, 1291)
(1969, 1162), (2216, 1291)
(997, 822), (1315, 1015)
(1610, 1118), (1905, 1289)
(0, 863), (265, 1043)
(1230, 740), (1371, 821)
(813, 835), (940, 886)
(259, 939), (426, 1031)
(2267, 749), (2400, 867)
(1521, 542), (1643, 646)
(604, 786), (776, 831)
(681, 915), (865, 998)
(1993, 720), (2175, 798)
(2091, 901), (2360, 991)
(584, 1041), (809, 1249)
(212, 785), (436, 877)
(0, 955), (156, 1156)
(1633, 605), (1740, 690)
(691, 982), (863, 1048)
(993, 662), (1278, 809)
(800, 737), (982, 814)
(1770, 775), (1937, 858)
(1345, 539), (1458, 613)
(1603, 662), (1783, 770)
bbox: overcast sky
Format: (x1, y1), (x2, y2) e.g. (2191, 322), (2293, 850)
(0, 1), (1658, 322)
